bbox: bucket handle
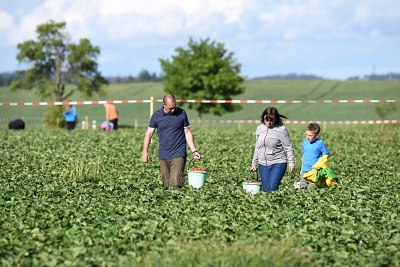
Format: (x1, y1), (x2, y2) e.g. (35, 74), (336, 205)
(188, 158), (207, 172)
(247, 170), (260, 183)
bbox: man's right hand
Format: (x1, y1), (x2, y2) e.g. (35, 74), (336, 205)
(142, 152), (149, 163)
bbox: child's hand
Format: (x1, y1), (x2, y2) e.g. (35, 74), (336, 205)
(289, 166), (295, 173)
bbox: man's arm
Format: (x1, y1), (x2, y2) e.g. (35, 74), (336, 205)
(142, 128), (155, 163)
(184, 127), (201, 159)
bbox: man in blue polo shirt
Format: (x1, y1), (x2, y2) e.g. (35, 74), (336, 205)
(142, 93), (201, 189)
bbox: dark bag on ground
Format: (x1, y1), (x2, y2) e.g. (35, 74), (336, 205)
(8, 119), (25, 130)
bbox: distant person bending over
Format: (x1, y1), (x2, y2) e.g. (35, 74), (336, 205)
(251, 107), (295, 193)
(103, 103), (119, 130)
(63, 103), (77, 130)
(141, 93), (201, 189)
(299, 122), (329, 189)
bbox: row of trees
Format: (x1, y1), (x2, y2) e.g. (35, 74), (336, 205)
(109, 70), (162, 83)
(0, 69), (162, 86)
(8, 20), (245, 120)
(5, 70), (399, 87)
(0, 73), (16, 86)
(252, 73), (324, 80)
(347, 73), (400, 81)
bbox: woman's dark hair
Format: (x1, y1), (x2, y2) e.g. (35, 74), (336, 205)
(260, 107), (288, 126)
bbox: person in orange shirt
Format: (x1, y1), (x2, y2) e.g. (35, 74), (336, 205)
(103, 103), (119, 130)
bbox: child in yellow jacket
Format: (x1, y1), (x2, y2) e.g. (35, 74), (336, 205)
(299, 123), (329, 188)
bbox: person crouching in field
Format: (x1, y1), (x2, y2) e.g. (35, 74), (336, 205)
(103, 103), (119, 130)
(63, 103), (77, 130)
(299, 122), (329, 188)
(251, 107), (295, 192)
(8, 119), (25, 130)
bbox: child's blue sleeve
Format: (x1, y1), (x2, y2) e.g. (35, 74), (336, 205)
(320, 141), (329, 155)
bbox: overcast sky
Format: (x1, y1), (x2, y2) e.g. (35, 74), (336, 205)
(1, 0), (399, 80)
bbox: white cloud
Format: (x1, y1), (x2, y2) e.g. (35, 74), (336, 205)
(99, 53), (121, 64)
(0, 10), (13, 31)
(352, 4), (371, 26)
(92, 0), (247, 23)
(42, 0), (250, 42)
(283, 28), (304, 40)
(3, 0), (399, 45)
(1, 0), (400, 78)
(370, 30), (380, 38)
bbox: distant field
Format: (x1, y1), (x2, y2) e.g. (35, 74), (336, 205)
(1, 80), (399, 129)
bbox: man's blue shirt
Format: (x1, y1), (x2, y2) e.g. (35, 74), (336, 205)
(149, 106), (190, 160)
(301, 138), (329, 172)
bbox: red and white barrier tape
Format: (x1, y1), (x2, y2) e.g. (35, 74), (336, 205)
(2, 117), (398, 124)
(0, 100), (151, 106)
(178, 99), (400, 104)
(192, 120), (400, 124)
(1, 99), (400, 106)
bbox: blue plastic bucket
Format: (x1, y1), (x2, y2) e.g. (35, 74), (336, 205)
(188, 171), (207, 188)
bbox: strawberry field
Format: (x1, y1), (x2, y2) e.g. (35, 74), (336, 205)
(0, 127), (399, 266)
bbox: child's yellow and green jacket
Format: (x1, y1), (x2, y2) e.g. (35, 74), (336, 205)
(303, 155), (338, 187)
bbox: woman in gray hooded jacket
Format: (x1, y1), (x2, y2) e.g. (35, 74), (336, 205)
(251, 107), (295, 192)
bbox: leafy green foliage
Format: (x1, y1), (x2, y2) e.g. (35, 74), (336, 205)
(42, 106), (67, 129)
(10, 20), (108, 102)
(140, 238), (311, 267)
(0, 128), (399, 266)
(159, 38), (246, 119)
(375, 103), (397, 120)
(60, 157), (102, 182)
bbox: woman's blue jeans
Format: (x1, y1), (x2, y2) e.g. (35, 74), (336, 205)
(258, 163), (287, 193)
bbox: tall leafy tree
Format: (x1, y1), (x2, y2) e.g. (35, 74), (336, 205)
(159, 38), (246, 119)
(10, 20), (108, 102)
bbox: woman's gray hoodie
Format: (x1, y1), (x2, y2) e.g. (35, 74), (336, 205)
(251, 124), (295, 167)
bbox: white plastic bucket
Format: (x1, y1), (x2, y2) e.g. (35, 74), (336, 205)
(188, 171), (207, 188)
(187, 158), (207, 189)
(242, 182), (262, 194)
(243, 170), (262, 194)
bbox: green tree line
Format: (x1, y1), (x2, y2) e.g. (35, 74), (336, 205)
(0, 73), (17, 87)
(0, 69), (162, 87)
(106, 69), (162, 83)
